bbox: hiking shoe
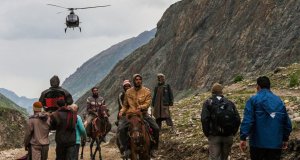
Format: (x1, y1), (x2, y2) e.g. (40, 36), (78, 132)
(150, 150), (158, 158)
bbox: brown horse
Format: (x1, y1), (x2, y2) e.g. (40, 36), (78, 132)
(126, 111), (151, 160)
(81, 107), (111, 160)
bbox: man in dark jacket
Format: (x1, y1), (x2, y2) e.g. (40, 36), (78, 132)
(24, 101), (51, 160)
(201, 83), (240, 160)
(152, 73), (175, 133)
(84, 87), (111, 141)
(240, 76), (292, 160)
(50, 99), (77, 160)
(39, 75), (73, 112)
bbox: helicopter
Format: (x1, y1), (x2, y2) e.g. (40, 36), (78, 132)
(47, 4), (110, 33)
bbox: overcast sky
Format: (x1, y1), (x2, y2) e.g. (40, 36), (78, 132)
(0, 0), (179, 98)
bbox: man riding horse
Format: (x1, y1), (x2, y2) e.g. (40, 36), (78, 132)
(85, 87), (111, 141)
(118, 74), (160, 158)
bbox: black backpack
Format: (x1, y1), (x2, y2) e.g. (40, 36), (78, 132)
(209, 96), (240, 136)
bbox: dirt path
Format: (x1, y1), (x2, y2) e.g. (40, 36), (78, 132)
(2, 143), (122, 160)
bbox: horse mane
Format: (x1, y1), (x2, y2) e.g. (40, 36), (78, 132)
(126, 111), (143, 120)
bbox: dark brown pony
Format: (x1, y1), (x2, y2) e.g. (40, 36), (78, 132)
(126, 111), (151, 160)
(81, 107), (111, 160)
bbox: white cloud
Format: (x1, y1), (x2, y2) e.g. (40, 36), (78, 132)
(0, 0), (180, 98)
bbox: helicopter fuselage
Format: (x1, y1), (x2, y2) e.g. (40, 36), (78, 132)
(66, 14), (79, 27)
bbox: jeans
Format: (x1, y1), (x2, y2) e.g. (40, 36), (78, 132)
(208, 136), (233, 160)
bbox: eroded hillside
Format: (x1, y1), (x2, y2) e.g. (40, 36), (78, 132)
(156, 63), (300, 160)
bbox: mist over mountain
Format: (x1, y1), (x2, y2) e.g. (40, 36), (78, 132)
(76, 0), (300, 116)
(0, 88), (37, 114)
(62, 29), (156, 100)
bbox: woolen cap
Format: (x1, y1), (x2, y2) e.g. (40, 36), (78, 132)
(157, 73), (165, 77)
(123, 80), (131, 86)
(211, 83), (223, 94)
(133, 74), (142, 80)
(33, 101), (43, 112)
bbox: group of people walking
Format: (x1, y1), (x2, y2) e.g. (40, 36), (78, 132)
(201, 76), (292, 160)
(24, 76), (87, 160)
(23, 73), (175, 160)
(23, 74), (292, 160)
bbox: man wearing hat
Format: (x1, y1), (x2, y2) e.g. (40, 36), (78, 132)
(152, 73), (175, 133)
(118, 74), (160, 158)
(24, 101), (51, 160)
(116, 80), (132, 124)
(201, 83), (240, 160)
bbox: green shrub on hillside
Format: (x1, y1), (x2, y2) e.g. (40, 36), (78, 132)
(289, 73), (299, 87)
(234, 75), (244, 83)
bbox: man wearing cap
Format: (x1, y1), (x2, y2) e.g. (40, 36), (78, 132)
(118, 74), (160, 158)
(117, 80), (132, 123)
(24, 101), (51, 160)
(152, 73), (175, 133)
(39, 75), (73, 112)
(201, 83), (240, 160)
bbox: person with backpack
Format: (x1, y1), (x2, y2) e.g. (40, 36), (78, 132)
(201, 83), (241, 160)
(24, 101), (51, 160)
(152, 73), (175, 133)
(50, 99), (77, 160)
(39, 75), (73, 112)
(239, 76), (292, 160)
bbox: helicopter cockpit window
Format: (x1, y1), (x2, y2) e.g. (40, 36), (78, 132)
(67, 14), (78, 22)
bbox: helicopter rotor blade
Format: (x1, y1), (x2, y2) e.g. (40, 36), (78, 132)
(74, 5), (111, 10)
(56, 10), (67, 14)
(47, 4), (69, 9)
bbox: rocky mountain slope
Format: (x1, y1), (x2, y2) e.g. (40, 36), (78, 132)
(62, 29), (156, 100)
(156, 63), (300, 160)
(0, 88), (37, 114)
(0, 93), (27, 151)
(76, 0), (300, 117)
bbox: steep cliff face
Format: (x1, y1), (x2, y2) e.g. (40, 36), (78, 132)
(77, 0), (300, 115)
(0, 94), (27, 150)
(62, 29), (156, 100)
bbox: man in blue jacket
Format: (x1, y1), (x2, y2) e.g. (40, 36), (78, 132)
(240, 76), (292, 160)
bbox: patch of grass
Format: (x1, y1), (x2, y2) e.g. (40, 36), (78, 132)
(234, 75), (244, 83)
(289, 73), (299, 87)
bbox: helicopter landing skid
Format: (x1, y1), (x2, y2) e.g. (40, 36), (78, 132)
(64, 27), (81, 33)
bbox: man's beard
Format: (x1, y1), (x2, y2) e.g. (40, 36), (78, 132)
(133, 82), (141, 89)
(93, 93), (99, 98)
